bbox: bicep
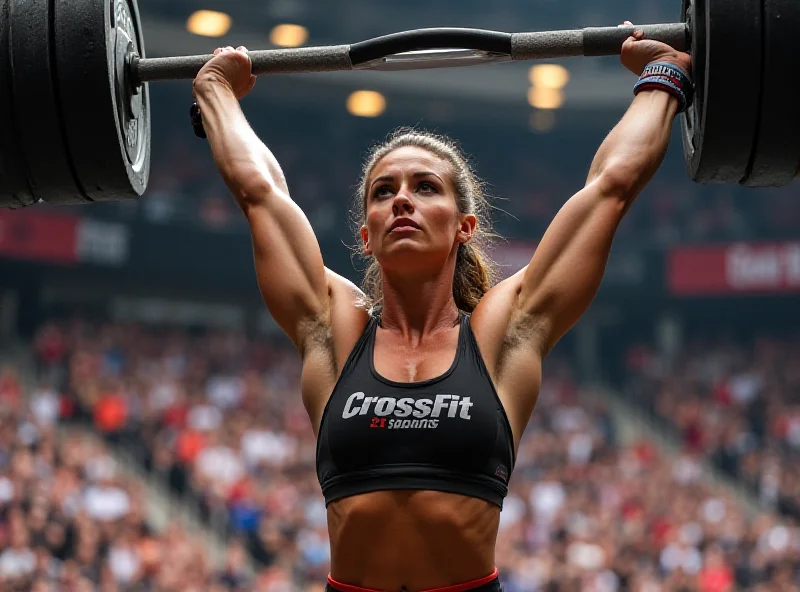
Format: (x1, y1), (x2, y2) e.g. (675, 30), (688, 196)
(245, 185), (331, 349)
(517, 174), (627, 353)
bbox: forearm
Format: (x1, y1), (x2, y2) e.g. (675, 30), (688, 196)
(587, 90), (679, 198)
(194, 80), (288, 206)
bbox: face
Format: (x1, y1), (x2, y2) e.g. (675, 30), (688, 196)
(361, 146), (476, 273)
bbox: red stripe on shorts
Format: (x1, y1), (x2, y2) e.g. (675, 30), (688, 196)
(327, 568), (499, 592)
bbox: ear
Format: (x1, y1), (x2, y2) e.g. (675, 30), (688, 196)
(457, 214), (477, 245)
(360, 225), (372, 256)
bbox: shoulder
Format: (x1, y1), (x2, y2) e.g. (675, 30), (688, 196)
(300, 269), (373, 424)
(325, 268), (367, 302)
(470, 270), (546, 439)
(323, 268), (372, 365)
(470, 267), (548, 373)
(325, 269), (371, 325)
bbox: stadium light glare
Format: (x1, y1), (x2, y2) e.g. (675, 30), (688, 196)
(270, 24), (309, 47)
(529, 64), (570, 89)
(529, 110), (556, 133)
(187, 10), (232, 38)
(527, 87), (564, 110)
(347, 91), (387, 118)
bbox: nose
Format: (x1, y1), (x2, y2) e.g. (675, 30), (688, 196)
(392, 190), (414, 215)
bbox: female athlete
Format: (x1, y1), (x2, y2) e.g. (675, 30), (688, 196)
(192, 22), (691, 592)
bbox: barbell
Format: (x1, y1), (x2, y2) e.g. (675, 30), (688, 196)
(0, 0), (798, 210)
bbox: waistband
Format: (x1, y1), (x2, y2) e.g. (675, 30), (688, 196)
(327, 568), (499, 592)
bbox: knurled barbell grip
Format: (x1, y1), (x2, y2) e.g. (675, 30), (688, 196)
(131, 45), (353, 85)
(585, 23), (689, 55)
(511, 23), (689, 60)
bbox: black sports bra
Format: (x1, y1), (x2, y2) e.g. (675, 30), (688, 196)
(315, 313), (516, 508)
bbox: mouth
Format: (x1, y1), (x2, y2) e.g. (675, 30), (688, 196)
(389, 219), (422, 233)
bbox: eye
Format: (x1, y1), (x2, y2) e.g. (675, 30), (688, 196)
(373, 185), (394, 199)
(417, 181), (438, 194)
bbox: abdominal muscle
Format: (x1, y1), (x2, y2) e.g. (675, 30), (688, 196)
(327, 490), (500, 591)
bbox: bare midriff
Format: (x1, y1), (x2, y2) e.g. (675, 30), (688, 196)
(327, 490), (500, 592)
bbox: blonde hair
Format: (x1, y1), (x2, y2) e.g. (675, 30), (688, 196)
(353, 127), (498, 313)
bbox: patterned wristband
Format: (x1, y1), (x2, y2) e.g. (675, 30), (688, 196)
(634, 75), (688, 112)
(639, 61), (694, 107)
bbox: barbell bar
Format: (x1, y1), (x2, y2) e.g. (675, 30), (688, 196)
(130, 24), (689, 83)
(0, 0), (798, 210)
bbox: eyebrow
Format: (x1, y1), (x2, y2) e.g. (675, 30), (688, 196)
(370, 171), (443, 189)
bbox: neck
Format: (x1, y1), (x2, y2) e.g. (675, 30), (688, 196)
(378, 270), (461, 340)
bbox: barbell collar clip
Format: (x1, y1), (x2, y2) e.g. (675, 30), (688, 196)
(128, 53), (142, 89)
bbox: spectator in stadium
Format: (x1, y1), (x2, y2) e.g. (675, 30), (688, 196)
(190, 19), (692, 592)
(624, 334), (800, 522)
(16, 315), (800, 589)
(0, 375), (220, 592)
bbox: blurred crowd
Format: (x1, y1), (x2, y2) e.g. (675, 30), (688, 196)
(624, 334), (800, 522)
(0, 364), (248, 591)
(0, 317), (796, 591)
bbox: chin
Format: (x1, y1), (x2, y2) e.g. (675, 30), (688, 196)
(377, 244), (443, 270)
(384, 239), (429, 256)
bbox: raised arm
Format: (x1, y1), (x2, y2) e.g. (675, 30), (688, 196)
(193, 47), (330, 351)
(515, 29), (691, 355)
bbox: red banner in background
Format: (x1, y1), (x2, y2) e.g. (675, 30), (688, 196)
(0, 210), (79, 265)
(0, 210), (130, 267)
(669, 242), (800, 295)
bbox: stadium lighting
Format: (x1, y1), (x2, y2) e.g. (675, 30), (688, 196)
(270, 24), (309, 47)
(527, 87), (564, 110)
(347, 91), (386, 117)
(529, 64), (570, 89)
(187, 10), (232, 37)
(529, 110), (556, 133)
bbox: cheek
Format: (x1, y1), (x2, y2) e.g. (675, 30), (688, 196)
(424, 201), (460, 230)
(364, 207), (386, 242)
(365, 207), (385, 230)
